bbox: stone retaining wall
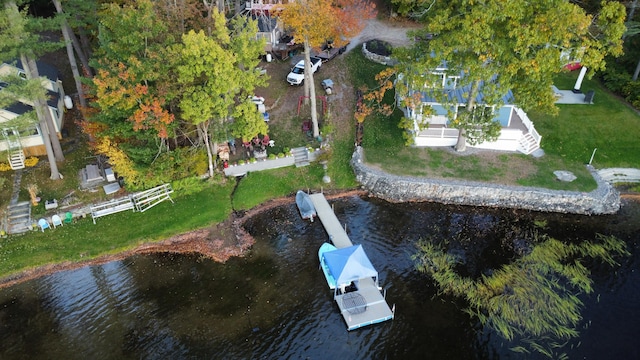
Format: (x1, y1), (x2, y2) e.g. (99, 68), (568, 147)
(351, 147), (620, 215)
(362, 42), (395, 66)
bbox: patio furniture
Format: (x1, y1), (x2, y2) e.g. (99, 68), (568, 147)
(38, 218), (51, 232)
(262, 134), (270, 147)
(64, 212), (73, 224)
(51, 214), (63, 228)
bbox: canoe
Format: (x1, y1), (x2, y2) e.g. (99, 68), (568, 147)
(295, 190), (316, 221)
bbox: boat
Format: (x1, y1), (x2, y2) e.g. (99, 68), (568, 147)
(295, 190), (316, 222)
(318, 242), (338, 289)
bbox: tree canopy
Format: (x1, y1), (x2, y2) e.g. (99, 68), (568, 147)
(85, 1), (266, 185)
(392, 0), (626, 150)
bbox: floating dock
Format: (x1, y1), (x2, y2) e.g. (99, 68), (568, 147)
(309, 193), (394, 331)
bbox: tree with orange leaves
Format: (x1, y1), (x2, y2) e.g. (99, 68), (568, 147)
(277, 0), (375, 138)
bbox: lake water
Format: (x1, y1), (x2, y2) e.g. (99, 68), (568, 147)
(1, 196), (638, 359)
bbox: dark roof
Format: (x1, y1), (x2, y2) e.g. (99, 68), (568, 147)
(252, 15), (277, 33)
(10, 59), (61, 82)
(6, 101), (33, 115)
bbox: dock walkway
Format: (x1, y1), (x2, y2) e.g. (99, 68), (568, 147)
(309, 193), (352, 249)
(309, 193), (394, 330)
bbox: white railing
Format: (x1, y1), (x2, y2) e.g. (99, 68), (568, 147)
(514, 107), (541, 144)
(419, 127), (458, 139)
(90, 197), (135, 224)
(132, 183), (174, 212)
(90, 183), (174, 223)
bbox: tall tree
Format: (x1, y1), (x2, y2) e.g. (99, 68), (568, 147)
(0, 0), (65, 179)
(394, 0), (626, 151)
(89, 0), (177, 165)
(52, 0), (86, 108)
(174, 11), (266, 177)
(277, 0), (375, 138)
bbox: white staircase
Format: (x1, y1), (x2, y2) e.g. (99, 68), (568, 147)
(2, 128), (25, 169)
(517, 133), (540, 155)
(9, 149), (25, 170)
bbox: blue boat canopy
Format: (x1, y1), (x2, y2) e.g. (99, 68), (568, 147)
(323, 245), (378, 286)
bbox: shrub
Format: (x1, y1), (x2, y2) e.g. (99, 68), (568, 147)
(24, 157), (39, 167)
(268, 153), (277, 160)
(0, 162), (11, 172)
(171, 176), (210, 196)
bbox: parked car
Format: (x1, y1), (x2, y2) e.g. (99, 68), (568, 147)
(286, 56), (322, 85)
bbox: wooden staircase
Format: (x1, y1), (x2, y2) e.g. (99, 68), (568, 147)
(6, 201), (31, 234)
(2, 128), (25, 170)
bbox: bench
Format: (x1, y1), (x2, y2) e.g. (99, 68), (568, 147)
(584, 90), (595, 104)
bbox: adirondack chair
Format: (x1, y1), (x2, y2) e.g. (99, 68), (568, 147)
(38, 218), (51, 232)
(64, 212), (73, 224)
(51, 214), (63, 228)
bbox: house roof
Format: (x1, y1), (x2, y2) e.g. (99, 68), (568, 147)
(418, 82), (515, 105)
(252, 15), (277, 33)
(11, 59), (61, 82)
(0, 61), (62, 116)
(6, 101), (33, 116)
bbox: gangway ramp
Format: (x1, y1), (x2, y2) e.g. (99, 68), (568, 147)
(308, 193), (352, 249)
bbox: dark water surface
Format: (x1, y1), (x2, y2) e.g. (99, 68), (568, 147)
(1, 196), (638, 359)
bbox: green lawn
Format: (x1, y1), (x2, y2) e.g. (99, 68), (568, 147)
(0, 181), (235, 278)
(531, 73), (640, 168)
(357, 57), (639, 191)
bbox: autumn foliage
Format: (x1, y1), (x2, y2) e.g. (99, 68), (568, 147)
(276, 0), (376, 50)
(355, 68), (396, 123)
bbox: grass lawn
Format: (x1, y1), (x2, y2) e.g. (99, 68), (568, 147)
(531, 72), (640, 168)
(0, 181), (235, 279)
(357, 54), (640, 191)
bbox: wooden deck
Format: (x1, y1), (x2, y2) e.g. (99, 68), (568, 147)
(309, 193), (394, 330)
(336, 277), (394, 331)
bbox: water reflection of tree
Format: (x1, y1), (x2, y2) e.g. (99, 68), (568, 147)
(414, 233), (628, 358)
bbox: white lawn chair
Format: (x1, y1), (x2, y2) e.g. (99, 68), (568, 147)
(51, 214), (63, 228)
(38, 218), (51, 232)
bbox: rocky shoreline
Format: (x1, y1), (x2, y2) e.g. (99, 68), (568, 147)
(351, 147), (621, 215)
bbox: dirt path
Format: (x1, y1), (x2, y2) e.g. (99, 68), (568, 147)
(346, 18), (420, 52)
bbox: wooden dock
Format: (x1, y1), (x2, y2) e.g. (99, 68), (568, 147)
(309, 193), (394, 330)
(309, 193), (351, 249)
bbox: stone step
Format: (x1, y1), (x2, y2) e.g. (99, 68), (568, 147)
(8, 223), (31, 234)
(8, 212), (30, 221)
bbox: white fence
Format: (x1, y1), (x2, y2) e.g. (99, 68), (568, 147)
(90, 183), (174, 223)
